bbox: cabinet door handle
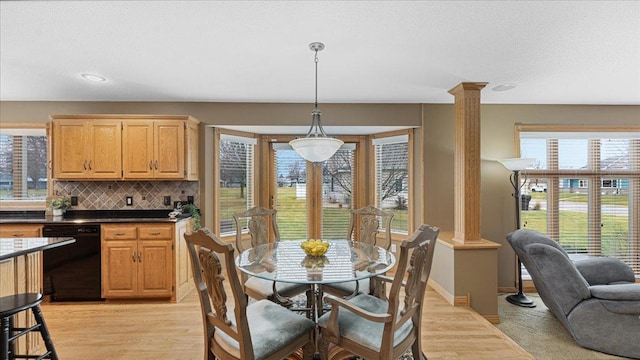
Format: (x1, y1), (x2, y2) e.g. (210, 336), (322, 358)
(132, 252), (136, 262)
(88, 160), (92, 170)
(138, 252), (142, 262)
(148, 232), (161, 235)
(113, 232), (126, 236)
(12, 233), (24, 237)
(83, 160), (88, 170)
(149, 161), (153, 170)
(154, 160), (158, 169)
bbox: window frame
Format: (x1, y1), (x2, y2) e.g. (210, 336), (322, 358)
(261, 134), (366, 240)
(516, 124), (640, 275)
(370, 129), (414, 239)
(0, 123), (50, 210)
(213, 128), (258, 239)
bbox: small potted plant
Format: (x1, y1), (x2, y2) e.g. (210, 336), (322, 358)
(181, 203), (201, 231)
(48, 195), (71, 216)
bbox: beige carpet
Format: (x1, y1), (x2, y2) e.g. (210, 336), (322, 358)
(495, 294), (630, 360)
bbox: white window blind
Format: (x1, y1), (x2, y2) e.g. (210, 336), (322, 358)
(321, 147), (355, 239)
(519, 129), (640, 275)
(374, 135), (409, 234)
(0, 128), (47, 201)
(219, 134), (255, 235)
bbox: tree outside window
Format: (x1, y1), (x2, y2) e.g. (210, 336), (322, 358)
(0, 129), (48, 201)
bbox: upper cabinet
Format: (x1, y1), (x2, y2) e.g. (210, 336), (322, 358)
(122, 120), (184, 179)
(52, 119), (122, 179)
(51, 115), (199, 181)
(185, 120), (199, 181)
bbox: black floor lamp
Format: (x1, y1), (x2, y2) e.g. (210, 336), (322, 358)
(499, 157), (537, 308)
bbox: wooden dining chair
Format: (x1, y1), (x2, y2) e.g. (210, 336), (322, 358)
(232, 206), (308, 304)
(317, 224), (439, 360)
(185, 228), (316, 360)
(322, 205), (395, 298)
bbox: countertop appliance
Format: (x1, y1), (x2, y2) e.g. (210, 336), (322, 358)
(42, 224), (102, 301)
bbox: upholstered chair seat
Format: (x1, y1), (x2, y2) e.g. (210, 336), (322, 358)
(214, 300), (316, 359)
(318, 224), (439, 360)
(317, 293), (413, 351)
(185, 228), (316, 360)
(244, 273), (310, 299)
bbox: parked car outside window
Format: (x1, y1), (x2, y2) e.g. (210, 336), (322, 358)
(531, 184), (547, 192)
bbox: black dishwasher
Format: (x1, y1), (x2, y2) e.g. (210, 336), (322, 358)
(42, 224), (103, 301)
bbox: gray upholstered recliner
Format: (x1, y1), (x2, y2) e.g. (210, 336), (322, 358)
(507, 229), (640, 359)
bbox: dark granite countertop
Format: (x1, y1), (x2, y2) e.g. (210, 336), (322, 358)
(0, 237), (76, 261)
(0, 209), (193, 225)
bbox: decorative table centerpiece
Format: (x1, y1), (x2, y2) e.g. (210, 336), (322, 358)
(300, 239), (330, 257)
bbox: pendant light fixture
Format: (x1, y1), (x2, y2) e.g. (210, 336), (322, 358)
(289, 42), (344, 163)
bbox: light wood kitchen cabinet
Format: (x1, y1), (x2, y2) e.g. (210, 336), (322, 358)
(101, 224), (173, 299)
(0, 226), (42, 356)
(174, 219), (194, 301)
(0, 224), (42, 238)
(122, 120), (185, 179)
(0, 223), (43, 352)
(51, 118), (122, 179)
(50, 114), (199, 181)
(185, 119), (199, 180)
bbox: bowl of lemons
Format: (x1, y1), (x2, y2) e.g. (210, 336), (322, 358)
(300, 239), (330, 257)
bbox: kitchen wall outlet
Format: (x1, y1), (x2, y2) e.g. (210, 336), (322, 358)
(163, 196), (171, 206)
(390, 243), (397, 253)
(126, 196), (133, 206)
(70, 196), (78, 206)
(187, 195), (194, 204)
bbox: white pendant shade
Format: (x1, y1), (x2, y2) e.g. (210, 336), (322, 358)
(289, 137), (344, 163)
(498, 158), (536, 171)
(290, 42), (343, 163)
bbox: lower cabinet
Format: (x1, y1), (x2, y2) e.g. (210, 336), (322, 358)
(0, 224), (42, 357)
(0, 224), (42, 238)
(174, 219), (194, 301)
(101, 224), (173, 299)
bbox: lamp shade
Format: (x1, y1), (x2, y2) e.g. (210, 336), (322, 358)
(498, 158), (536, 171)
(289, 137), (344, 163)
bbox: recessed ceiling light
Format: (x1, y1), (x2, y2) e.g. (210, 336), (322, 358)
(80, 73), (106, 82)
(492, 83), (517, 92)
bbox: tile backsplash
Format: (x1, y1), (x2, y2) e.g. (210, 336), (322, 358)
(54, 181), (199, 210)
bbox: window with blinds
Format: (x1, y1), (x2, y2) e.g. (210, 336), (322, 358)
(321, 145), (355, 239)
(272, 143), (356, 240)
(219, 134), (255, 236)
(373, 134), (409, 235)
(518, 128), (640, 275)
(273, 145), (308, 240)
(0, 128), (48, 201)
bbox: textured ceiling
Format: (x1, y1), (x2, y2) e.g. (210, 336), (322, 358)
(1, 1), (639, 105)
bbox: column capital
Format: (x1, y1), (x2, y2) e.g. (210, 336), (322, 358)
(448, 82), (488, 95)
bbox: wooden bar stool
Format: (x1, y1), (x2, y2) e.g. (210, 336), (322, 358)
(0, 293), (58, 360)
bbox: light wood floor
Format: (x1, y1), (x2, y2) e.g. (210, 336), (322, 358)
(41, 287), (533, 360)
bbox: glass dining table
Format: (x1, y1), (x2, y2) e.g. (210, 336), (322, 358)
(235, 239), (396, 321)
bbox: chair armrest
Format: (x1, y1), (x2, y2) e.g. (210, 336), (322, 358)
(590, 284), (640, 301)
(375, 274), (408, 287)
(575, 257), (636, 285)
(324, 295), (392, 323)
(322, 295), (393, 342)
